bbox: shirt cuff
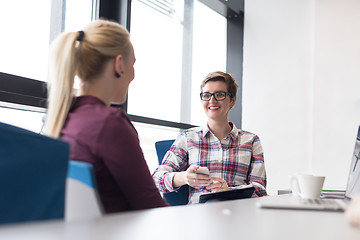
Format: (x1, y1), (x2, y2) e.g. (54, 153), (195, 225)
(165, 172), (177, 192)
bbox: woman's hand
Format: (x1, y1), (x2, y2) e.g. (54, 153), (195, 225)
(173, 165), (212, 188)
(185, 165), (211, 187)
(206, 176), (228, 192)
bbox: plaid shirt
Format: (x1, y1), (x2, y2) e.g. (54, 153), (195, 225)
(152, 123), (267, 204)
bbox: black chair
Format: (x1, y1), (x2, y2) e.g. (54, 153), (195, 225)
(0, 122), (69, 224)
(155, 140), (189, 206)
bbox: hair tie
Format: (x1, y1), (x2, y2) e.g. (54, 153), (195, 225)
(77, 31), (85, 42)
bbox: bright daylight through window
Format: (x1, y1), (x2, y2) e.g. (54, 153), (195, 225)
(0, 0), (93, 133)
(128, 0), (226, 126)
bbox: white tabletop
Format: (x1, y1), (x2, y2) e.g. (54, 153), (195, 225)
(0, 196), (359, 240)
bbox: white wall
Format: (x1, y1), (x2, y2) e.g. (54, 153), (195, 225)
(243, 0), (360, 195)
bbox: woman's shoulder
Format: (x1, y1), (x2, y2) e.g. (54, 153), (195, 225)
(228, 123), (259, 139)
(239, 129), (257, 136)
(181, 126), (204, 138)
(72, 96), (130, 120)
(171, 126), (203, 146)
(182, 125), (202, 133)
(102, 107), (133, 132)
(104, 105), (129, 120)
(72, 97), (133, 135)
(95, 107), (138, 149)
(237, 129), (261, 142)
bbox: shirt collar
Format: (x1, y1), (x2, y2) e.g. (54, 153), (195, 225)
(228, 122), (239, 140)
(202, 122), (239, 140)
(202, 125), (211, 138)
(70, 95), (107, 111)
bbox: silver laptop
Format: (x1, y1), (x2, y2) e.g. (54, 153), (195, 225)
(258, 126), (360, 211)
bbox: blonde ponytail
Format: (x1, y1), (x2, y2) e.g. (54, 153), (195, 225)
(45, 20), (131, 138)
(45, 32), (79, 138)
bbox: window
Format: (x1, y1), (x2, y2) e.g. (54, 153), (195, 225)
(64, 0), (95, 32)
(191, 1), (227, 124)
(128, 0), (226, 126)
(128, 0), (183, 123)
(133, 122), (180, 173)
(0, 0), (94, 131)
(0, 106), (45, 133)
(0, 1), (52, 82)
(127, 0), (227, 169)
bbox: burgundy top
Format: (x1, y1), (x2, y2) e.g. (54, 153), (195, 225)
(61, 96), (168, 213)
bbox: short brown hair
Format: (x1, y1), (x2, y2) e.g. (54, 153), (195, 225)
(200, 71), (238, 99)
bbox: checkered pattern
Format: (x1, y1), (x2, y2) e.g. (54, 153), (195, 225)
(153, 123), (267, 204)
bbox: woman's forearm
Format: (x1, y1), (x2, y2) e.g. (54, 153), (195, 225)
(172, 171), (187, 188)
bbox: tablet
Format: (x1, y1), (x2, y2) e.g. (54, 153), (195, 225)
(199, 186), (255, 203)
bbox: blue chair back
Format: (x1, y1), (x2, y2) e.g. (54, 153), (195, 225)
(0, 122), (69, 224)
(66, 161), (103, 220)
(68, 161), (98, 189)
(155, 140), (189, 206)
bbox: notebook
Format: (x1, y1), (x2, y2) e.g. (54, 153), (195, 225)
(258, 126), (360, 211)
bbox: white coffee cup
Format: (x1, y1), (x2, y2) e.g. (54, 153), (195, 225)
(290, 174), (325, 199)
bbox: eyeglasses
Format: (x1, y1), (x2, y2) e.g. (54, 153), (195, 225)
(200, 91), (233, 101)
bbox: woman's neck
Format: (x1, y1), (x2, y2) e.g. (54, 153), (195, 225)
(79, 78), (112, 106)
(78, 60), (116, 106)
(207, 119), (232, 140)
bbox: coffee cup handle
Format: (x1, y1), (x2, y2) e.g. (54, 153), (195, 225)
(290, 176), (301, 196)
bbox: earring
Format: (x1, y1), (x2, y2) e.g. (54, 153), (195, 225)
(115, 71), (124, 78)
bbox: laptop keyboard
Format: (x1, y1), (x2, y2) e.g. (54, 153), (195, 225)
(301, 198), (346, 210)
(258, 196), (348, 211)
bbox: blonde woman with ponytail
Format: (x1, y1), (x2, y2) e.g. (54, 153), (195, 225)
(45, 20), (168, 213)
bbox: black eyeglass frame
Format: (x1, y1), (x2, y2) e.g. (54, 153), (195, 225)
(200, 91), (233, 101)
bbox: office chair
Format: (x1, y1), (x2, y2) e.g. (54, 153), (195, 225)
(155, 140), (189, 206)
(66, 160), (104, 221)
(0, 122), (69, 224)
